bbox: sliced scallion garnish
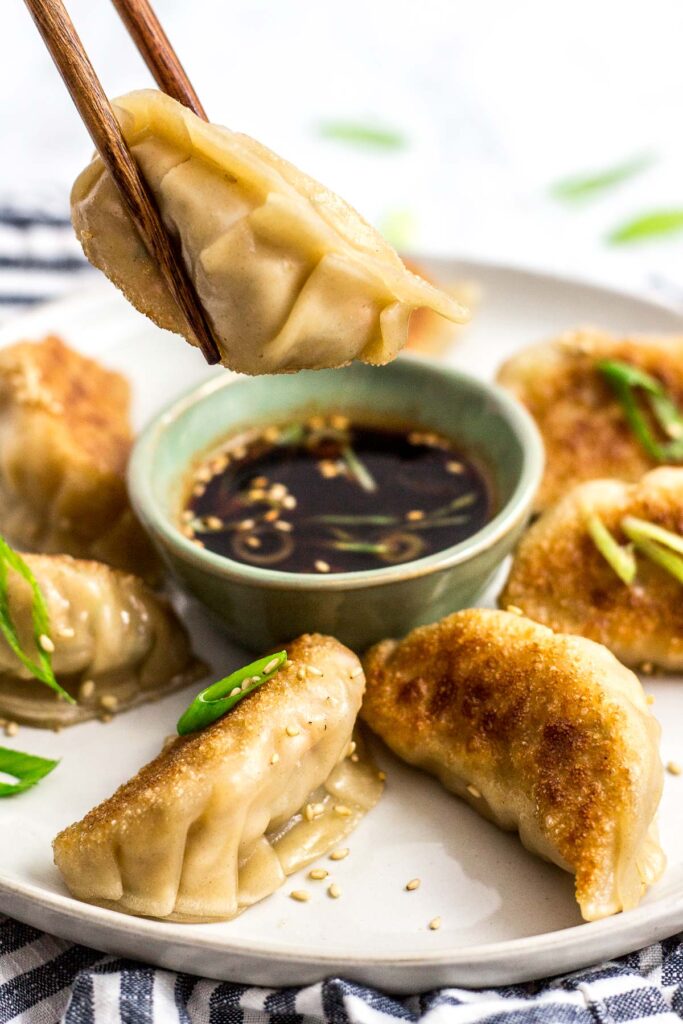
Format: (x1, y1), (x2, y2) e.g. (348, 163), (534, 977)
(0, 536), (73, 703)
(177, 651), (287, 735)
(0, 746), (58, 797)
(586, 513), (637, 585)
(597, 359), (683, 462)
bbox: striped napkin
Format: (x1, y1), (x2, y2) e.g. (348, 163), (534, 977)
(0, 203), (682, 1024)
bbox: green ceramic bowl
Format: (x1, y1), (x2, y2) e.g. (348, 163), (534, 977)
(129, 358), (543, 651)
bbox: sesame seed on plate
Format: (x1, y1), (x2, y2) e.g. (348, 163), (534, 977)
(428, 917), (442, 931)
(290, 890), (310, 903)
(406, 878), (421, 891)
(667, 761), (682, 776)
(330, 848), (349, 861)
(327, 883), (342, 899)
(4, 721), (19, 737)
(309, 868), (328, 880)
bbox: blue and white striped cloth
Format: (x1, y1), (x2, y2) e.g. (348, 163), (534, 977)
(2, 916), (683, 1024)
(1, 205), (683, 1023)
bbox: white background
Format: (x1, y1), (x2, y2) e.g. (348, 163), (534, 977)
(2, 0), (683, 298)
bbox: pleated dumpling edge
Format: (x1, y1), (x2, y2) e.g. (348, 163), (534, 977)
(71, 89), (467, 375)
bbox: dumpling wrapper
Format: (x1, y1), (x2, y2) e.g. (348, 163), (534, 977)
(53, 634), (382, 922)
(501, 467), (683, 671)
(361, 609), (665, 921)
(0, 336), (158, 581)
(0, 553), (203, 728)
(71, 90), (466, 375)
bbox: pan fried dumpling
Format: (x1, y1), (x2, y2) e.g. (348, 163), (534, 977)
(361, 609), (665, 921)
(501, 468), (683, 671)
(0, 553), (203, 728)
(53, 634), (383, 921)
(71, 90), (466, 375)
(0, 336), (158, 580)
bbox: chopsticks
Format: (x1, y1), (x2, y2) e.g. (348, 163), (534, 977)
(23, 0), (221, 365)
(110, 0), (207, 120)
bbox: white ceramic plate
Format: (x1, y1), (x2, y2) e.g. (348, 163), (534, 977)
(1, 260), (683, 993)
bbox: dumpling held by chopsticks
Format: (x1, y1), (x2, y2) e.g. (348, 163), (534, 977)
(71, 90), (466, 374)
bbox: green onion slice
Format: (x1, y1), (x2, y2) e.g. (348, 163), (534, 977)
(177, 651), (287, 735)
(586, 513), (637, 585)
(0, 536), (73, 703)
(598, 359), (683, 462)
(621, 516), (683, 584)
(0, 746), (58, 797)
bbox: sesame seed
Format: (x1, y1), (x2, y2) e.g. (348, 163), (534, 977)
(331, 415), (350, 430)
(38, 634), (55, 653)
(307, 665), (324, 677)
(446, 461), (465, 474)
(246, 536), (262, 549)
(327, 883), (342, 899)
(239, 518), (256, 531)
(99, 713), (113, 724)
(407, 510), (425, 521)
(283, 495), (297, 510)
(467, 784), (481, 798)
(406, 878), (421, 891)
(249, 489), (266, 502)
(311, 802), (326, 817)
(350, 753), (359, 762)
(330, 848), (349, 861)
(290, 890), (310, 902)
(377, 770), (387, 782)
(206, 516), (223, 530)
(58, 626), (75, 639)
(195, 465), (213, 483)
(264, 657), (281, 674)
(667, 761), (682, 776)
(428, 917), (442, 931)
(506, 605), (524, 617)
(4, 721), (18, 737)
(275, 520), (293, 532)
(253, 476), (269, 488)
(347, 740), (357, 757)
(192, 539), (205, 548)
(270, 752), (280, 765)
(297, 666), (307, 681)
(350, 667), (363, 679)
(264, 509), (279, 522)
(303, 803), (315, 821)
(100, 694), (118, 711)
(647, 694), (656, 706)
(192, 484), (205, 498)
(230, 687), (241, 697)
(286, 725), (300, 737)
(182, 525), (195, 538)
(263, 427), (280, 443)
(314, 560), (330, 574)
(334, 804), (352, 817)
(79, 679), (95, 700)
(309, 868), (328, 880)
(269, 483), (287, 501)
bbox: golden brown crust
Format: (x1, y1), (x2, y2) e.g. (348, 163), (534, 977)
(497, 328), (683, 510)
(501, 467), (683, 670)
(0, 335), (157, 578)
(361, 609), (664, 919)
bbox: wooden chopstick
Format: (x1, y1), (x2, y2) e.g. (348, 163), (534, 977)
(110, 0), (207, 119)
(23, 0), (221, 365)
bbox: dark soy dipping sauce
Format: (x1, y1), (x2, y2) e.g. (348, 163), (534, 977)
(183, 416), (493, 574)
